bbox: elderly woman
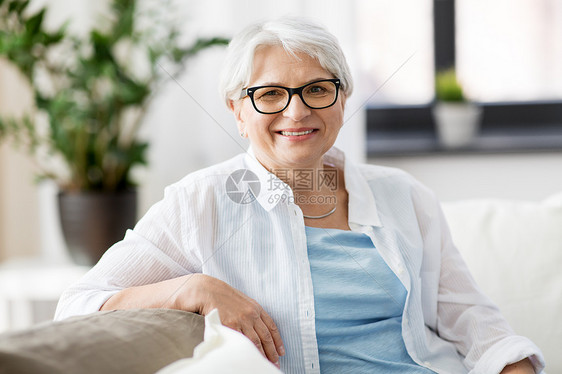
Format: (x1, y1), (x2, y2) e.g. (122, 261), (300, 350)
(56, 17), (544, 374)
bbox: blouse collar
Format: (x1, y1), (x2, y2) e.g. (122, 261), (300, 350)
(243, 146), (382, 228)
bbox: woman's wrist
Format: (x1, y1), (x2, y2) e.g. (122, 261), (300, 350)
(162, 273), (203, 312)
(185, 273), (217, 316)
(500, 358), (535, 374)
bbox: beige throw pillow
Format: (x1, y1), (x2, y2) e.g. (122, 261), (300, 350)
(0, 308), (204, 374)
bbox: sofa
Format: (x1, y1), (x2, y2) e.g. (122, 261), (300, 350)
(0, 193), (560, 373)
(441, 192), (562, 373)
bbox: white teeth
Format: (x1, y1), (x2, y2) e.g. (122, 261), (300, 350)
(280, 130), (314, 136)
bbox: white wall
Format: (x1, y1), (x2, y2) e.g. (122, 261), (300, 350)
(0, 145), (39, 260)
(0, 146), (4, 260)
(0, 60), (40, 260)
(371, 152), (562, 202)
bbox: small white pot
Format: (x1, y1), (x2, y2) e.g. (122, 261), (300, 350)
(432, 102), (482, 149)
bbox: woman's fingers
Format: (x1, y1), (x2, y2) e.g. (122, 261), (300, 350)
(260, 309), (285, 357)
(241, 325), (267, 358)
(237, 306), (283, 366)
(253, 318), (280, 366)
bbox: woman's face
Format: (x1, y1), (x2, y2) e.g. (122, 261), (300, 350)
(230, 45), (346, 171)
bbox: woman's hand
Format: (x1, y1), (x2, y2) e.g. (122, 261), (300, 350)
(500, 358), (535, 374)
(181, 274), (286, 368)
(101, 273), (285, 367)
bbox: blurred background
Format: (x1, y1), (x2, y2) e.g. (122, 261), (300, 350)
(0, 0), (561, 329)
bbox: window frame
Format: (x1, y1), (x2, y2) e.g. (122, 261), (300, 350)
(366, 0), (562, 157)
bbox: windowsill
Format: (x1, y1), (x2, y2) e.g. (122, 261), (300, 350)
(367, 126), (562, 157)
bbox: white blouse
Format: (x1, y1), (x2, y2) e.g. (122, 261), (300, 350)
(55, 147), (545, 374)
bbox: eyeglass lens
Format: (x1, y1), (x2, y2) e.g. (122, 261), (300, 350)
(252, 80), (338, 114)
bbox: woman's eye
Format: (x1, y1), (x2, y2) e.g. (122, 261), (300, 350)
(257, 89), (284, 100)
(307, 85), (327, 95)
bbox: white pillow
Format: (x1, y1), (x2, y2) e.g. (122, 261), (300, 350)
(442, 192), (562, 373)
(156, 309), (282, 374)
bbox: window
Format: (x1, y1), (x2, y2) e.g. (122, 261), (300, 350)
(360, 0), (562, 156)
(356, 0), (433, 105)
(457, 0), (562, 102)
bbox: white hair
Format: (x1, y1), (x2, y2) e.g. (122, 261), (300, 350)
(218, 16), (353, 108)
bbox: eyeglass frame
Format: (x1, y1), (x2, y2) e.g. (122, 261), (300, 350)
(239, 78), (341, 114)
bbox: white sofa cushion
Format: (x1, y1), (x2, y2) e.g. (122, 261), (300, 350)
(442, 192), (562, 373)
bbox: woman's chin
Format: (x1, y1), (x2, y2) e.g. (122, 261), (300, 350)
(271, 152), (325, 170)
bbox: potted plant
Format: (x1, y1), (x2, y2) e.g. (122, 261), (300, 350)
(0, 0), (228, 265)
(432, 68), (481, 149)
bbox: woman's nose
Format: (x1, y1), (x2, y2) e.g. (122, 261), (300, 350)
(283, 94), (311, 121)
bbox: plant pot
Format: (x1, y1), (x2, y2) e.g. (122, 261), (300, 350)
(432, 102), (482, 149)
(58, 189), (137, 266)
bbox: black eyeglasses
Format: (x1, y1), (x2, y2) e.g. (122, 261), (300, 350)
(239, 78), (341, 114)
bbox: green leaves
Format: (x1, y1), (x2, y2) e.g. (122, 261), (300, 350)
(0, 0), (68, 78)
(7, 0), (28, 14)
(24, 8), (45, 35)
(435, 68), (465, 102)
(185, 37), (230, 59)
(112, 0), (135, 40)
(0, 0), (228, 191)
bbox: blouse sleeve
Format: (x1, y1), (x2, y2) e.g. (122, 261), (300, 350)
(412, 180), (545, 373)
(54, 185), (202, 320)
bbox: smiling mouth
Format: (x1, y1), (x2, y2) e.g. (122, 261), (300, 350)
(277, 129), (317, 136)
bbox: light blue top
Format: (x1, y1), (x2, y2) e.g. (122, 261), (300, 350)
(305, 226), (435, 373)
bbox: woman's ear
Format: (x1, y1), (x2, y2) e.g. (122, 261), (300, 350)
(227, 99), (236, 113)
(339, 93), (347, 110)
(229, 99), (246, 137)
(229, 99), (242, 121)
